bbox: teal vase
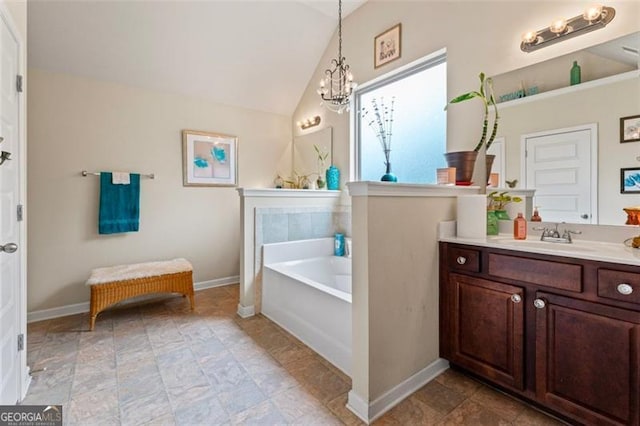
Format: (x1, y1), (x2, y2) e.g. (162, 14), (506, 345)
(381, 162), (397, 182)
(326, 165), (340, 190)
(487, 210), (499, 235)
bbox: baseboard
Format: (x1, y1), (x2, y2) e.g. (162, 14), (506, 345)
(236, 303), (255, 318)
(347, 358), (450, 424)
(194, 275), (239, 291)
(27, 275), (239, 323)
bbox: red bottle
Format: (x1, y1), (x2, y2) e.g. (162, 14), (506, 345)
(514, 213), (527, 240)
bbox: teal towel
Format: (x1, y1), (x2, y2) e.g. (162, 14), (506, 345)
(99, 172), (140, 234)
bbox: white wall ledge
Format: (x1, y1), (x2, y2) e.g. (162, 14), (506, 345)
(346, 181), (482, 197)
(237, 188), (341, 198)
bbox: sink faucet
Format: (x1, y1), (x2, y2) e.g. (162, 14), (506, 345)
(533, 223), (582, 243)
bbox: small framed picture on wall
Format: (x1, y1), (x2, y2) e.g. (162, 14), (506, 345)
(621, 167), (640, 194)
(620, 114), (640, 143)
(374, 24), (401, 68)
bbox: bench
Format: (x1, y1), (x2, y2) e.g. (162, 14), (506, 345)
(86, 258), (194, 330)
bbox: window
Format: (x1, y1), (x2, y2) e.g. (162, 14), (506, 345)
(354, 52), (447, 183)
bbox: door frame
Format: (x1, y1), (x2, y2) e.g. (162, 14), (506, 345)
(0, 0), (28, 401)
(520, 123), (598, 224)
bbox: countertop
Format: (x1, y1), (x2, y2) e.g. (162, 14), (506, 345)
(440, 234), (640, 267)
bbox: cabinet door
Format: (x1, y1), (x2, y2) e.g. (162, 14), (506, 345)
(535, 292), (640, 426)
(449, 273), (524, 390)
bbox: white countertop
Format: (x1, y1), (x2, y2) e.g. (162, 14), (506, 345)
(440, 234), (640, 267)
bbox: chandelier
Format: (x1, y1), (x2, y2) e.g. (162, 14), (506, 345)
(317, 0), (355, 114)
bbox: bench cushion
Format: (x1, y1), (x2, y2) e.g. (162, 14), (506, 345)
(86, 258), (193, 285)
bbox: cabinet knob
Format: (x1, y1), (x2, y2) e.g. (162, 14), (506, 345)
(533, 298), (546, 309)
(456, 256), (467, 265)
(617, 283), (633, 295)
(510, 294), (522, 303)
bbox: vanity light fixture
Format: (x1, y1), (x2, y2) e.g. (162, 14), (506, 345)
(297, 116), (321, 130)
(317, 0), (356, 114)
(520, 4), (615, 53)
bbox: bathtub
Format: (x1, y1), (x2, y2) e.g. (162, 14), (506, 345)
(262, 238), (352, 375)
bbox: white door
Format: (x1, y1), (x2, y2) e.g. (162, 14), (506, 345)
(0, 10), (22, 405)
(522, 124), (597, 224)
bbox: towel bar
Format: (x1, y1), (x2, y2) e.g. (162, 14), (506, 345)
(81, 170), (155, 179)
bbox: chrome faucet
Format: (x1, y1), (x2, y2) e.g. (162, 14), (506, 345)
(533, 223), (582, 243)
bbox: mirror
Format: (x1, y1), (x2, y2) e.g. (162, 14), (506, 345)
(492, 32), (640, 226)
(293, 127), (333, 180)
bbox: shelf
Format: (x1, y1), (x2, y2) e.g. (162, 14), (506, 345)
(497, 70), (639, 110)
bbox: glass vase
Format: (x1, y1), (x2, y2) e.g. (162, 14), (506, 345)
(487, 210), (499, 235)
(381, 161), (397, 182)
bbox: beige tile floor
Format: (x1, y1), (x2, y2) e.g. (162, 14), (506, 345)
(24, 285), (564, 425)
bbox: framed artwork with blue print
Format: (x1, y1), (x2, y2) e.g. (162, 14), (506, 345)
(621, 167), (640, 194)
(182, 129), (238, 187)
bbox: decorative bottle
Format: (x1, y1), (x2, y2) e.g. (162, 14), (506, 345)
(570, 61), (581, 85)
(334, 233), (345, 256)
(514, 213), (527, 240)
(326, 165), (340, 190)
(531, 207), (542, 222)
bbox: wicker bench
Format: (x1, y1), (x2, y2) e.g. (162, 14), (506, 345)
(86, 258), (194, 330)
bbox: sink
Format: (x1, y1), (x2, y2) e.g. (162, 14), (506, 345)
(490, 237), (598, 253)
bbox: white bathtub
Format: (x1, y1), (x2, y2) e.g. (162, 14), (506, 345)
(262, 238), (352, 375)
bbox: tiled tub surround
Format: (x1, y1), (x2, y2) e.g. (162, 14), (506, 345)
(237, 188), (347, 317)
(254, 206), (351, 312)
(23, 285), (564, 425)
(262, 238), (352, 376)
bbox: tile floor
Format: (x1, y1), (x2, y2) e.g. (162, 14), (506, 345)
(24, 285), (564, 425)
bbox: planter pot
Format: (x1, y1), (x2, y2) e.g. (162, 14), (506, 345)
(444, 151), (478, 185)
(487, 210), (499, 235)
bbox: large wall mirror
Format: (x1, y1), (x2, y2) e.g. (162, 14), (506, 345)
(293, 127), (333, 179)
(491, 31), (639, 226)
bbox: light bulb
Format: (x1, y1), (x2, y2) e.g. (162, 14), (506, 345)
(296, 121), (302, 127)
(583, 4), (603, 21)
(319, 79), (325, 88)
(550, 18), (567, 34)
(522, 30), (537, 44)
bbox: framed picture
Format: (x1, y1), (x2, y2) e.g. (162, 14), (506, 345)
(620, 114), (640, 143)
(374, 23), (401, 68)
(621, 167), (640, 193)
(182, 130), (238, 187)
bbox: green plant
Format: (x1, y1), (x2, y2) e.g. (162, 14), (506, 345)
(445, 72), (499, 152)
(487, 191), (522, 211)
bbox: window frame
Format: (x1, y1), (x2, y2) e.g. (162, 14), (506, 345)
(351, 48), (447, 181)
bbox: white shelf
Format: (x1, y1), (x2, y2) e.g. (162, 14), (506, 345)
(497, 70), (639, 110)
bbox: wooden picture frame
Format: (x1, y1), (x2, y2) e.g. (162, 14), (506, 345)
(374, 23), (401, 69)
(621, 167), (640, 193)
(620, 115), (640, 143)
(182, 130), (238, 187)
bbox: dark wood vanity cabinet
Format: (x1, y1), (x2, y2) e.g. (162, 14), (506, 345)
(440, 242), (640, 426)
(448, 273), (524, 390)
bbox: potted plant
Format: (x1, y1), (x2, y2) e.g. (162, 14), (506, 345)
(487, 191), (522, 220)
(361, 97), (397, 182)
(444, 72), (499, 185)
(314, 144), (329, 189)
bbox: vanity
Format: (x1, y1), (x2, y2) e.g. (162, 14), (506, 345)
(439, 236), (640, 425)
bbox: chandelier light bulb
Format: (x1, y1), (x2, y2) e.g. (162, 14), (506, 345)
(522, 30), (537, 44)
(550, 18), (568, 34)
(583, 4), (603, 21)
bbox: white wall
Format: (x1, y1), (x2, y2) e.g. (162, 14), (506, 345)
(27, 68), (291, 311)
(293, 1), (640, 184)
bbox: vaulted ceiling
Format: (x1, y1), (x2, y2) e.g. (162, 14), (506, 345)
(27, 1), (367, 116)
